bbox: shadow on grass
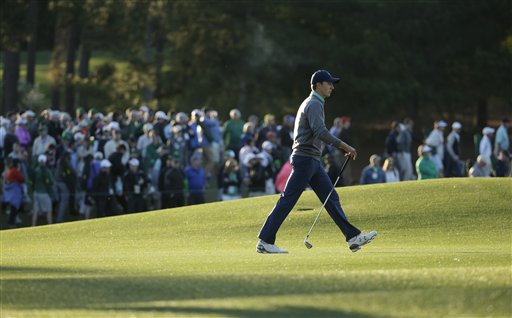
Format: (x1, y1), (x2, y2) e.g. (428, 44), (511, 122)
(1, 272), (389, 317)
(105, 304), (378, 318)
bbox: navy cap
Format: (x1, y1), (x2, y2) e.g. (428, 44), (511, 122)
(310, 70), (340, 85)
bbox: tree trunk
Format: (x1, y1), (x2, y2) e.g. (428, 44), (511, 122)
(26, 0), (39, 87)
(3, 49), (21, 113)
(154, 31), (164, 103)
(50, 20), (67, 109)
(476, 98), (488, 130)
(64, 23), (80, 114)
(141, 19), (153, 103)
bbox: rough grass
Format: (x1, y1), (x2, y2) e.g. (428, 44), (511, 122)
(1, 178), (511, 317)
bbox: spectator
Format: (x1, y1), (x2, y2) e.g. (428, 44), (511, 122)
(360, 154), (386, 185)
(244, 152), (267, 197)
(167, 123), (190, 169)
(274, 160), (292, 193)
(241, 122), (257, 149)
(32, 154), (54, 226)
(136, 123), (154, 158)
(278, 115), (295, 160)
(159, 155), (185, 208)
(323, 152), (341, 185)
(469, 155), (491, 177)
(416, 145), (438, 180)
(14, 118), (31, 151)
(384, 121), (400, 159)
(32, 126), (56, 159)
(104, 125), (130, 165)
(256, 113), (277, 149)
(396, 118), (415, 181)
(383, 157), (400, 183)
(337, 116), (353, 186)
(494, 118), (510, 156)
(3, 158), (25, 229)
(92, 159), (116, 217)
(259, 141), (277, 195)
(55, 149), (76, 222)
(153, 111), (169, 143)
(123, 109), (143, 143)
(199, 108), (222, 178)
(223, 108), (244, 155)
(479, 127), (495, 159)
(123, 158), (148, 213)
(0, 117), (10, 160)
(108, 143), (128, 212)
(445, 121), (464, 177)
(425, 120), (447, 176)
(23, 110), (38, 140)
(185, 153), (206, 205)
(218, 151), (242, 201)
(144, 130), (163, 173)
(495, 150), (511, 177)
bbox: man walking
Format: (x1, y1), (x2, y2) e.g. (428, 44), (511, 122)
(257, 70), (377, 254)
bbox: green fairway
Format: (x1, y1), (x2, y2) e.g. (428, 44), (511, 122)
(1, 178), (511, 317)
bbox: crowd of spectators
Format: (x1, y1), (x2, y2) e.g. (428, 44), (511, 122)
(1, 107), (510, 229)
(0, 107), (297, 228)
(358, 117), (511, 184)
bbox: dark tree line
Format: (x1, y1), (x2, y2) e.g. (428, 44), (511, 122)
(1, 0), (510, 127)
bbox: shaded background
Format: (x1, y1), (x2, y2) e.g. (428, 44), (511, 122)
(1, 0), (511, 175)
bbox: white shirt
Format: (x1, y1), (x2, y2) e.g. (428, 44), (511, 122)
(479, 135), (492, 158)
(425, 129), (444, 160)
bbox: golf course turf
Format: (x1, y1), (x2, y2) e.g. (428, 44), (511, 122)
(1, 178), (511, 317)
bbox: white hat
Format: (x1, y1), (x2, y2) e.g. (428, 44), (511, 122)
(225, 150), (236, 159)
(15, 118), (27, 125)
(140, 105), (150, 113)
(38, 154), (47, 163)
(23, 110), (36, 117)
(262, 141), (273, 151)
(128, 158), (140, 167)
(109, 121), (121, 131)
(155, 111), (169, 120)
(79, 119), (89, 127)
(422, 145), (432, 153)
(143, 123), (154, 132)
(94, 152), (104, 160)
(436, 120), (447, 128)
(100, 159), (112, 168)
(74, 132), (85, 142)
(452, 122), (462, 129)
(482, 127), (495, 135)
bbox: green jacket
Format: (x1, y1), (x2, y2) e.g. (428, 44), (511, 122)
(33, 165), (55, 194)
(223, 119), (244, 148)
(416, 156), (438, 180)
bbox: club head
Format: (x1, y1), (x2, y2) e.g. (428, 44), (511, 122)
(304, 240), (313, 249)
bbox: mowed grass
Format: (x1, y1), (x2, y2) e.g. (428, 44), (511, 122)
(1, 178), (511, 318)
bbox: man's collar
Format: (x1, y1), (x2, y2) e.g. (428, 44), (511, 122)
(311, 91), (325, 103)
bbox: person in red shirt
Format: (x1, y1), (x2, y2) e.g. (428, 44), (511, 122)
(4, 159), (25, 228)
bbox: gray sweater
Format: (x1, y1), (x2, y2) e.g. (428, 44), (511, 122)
(292, 92), (343, 160)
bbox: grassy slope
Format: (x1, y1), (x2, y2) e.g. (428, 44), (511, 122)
(1, 178), (511, 318)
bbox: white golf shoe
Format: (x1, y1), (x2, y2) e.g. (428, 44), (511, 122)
(256, 240), (288, 254)
(347, 230), (377, 252)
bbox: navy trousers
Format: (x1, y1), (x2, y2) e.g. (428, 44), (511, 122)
(258, 155), (361, 244)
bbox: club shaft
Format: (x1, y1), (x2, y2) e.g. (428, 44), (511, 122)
(304, 156), (351, 241)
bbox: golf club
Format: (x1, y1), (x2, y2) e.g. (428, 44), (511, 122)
(304, 155), (351, 249)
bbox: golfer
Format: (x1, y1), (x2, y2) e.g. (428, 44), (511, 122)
(257, 70), (377, 254)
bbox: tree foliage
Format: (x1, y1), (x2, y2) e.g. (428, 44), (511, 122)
(1, 0), (510, 123)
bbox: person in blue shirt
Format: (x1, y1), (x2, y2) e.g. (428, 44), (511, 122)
(185, 153), (206, 205)
(360, 154), (386, 184)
